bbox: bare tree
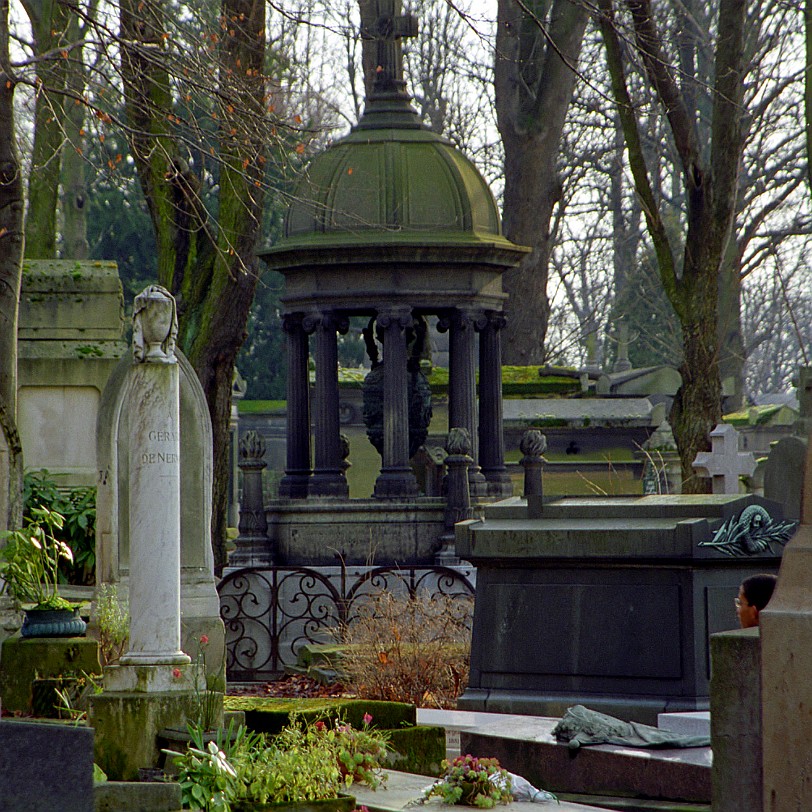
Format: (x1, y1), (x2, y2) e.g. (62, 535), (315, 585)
(596, 0), (749, 490)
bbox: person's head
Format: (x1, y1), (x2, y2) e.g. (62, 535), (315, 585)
(736, 573), (778, 628)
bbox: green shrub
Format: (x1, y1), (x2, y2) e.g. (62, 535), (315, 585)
(23, 470), (96, 586)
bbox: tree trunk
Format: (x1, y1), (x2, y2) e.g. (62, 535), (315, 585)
(598, 0), (746, 491)
(495, 0), (588, 365)
(22, 0), (74, 259)
(60, 8), (88, 260)
(0, 0), (25, 530)
(120, 0), (266, 570)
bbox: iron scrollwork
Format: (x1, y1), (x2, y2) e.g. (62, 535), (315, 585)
(218, 564), (475, 682)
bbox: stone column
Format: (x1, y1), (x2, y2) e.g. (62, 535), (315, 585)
(308, 311), (349, 497)
(521, 429), (546, 519)
(278, 313), (312, 498)
(437, 427), (474, 564)
(761, 432), (812, 808)
(375, 306), (418, 497)
(477, 311), (512, 498)
(230, 430), (271, 567)
(441, 308), (487, 497)
(120, 287), (188, 668)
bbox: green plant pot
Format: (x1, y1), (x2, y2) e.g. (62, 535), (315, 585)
(21, 607), (86, 638)
(232, 793), (356, 812)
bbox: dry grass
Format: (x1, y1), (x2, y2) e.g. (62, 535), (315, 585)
(336, 589), (474, 708)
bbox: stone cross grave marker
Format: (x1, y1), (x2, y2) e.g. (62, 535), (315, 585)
(692, 423), (756, 494)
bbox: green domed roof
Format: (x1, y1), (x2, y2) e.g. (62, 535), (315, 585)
(279, 107), (510, 251)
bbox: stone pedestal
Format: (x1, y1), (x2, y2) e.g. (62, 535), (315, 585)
(710, 627), (762, 812)
(91, 286), (197, 780)
(761, 522), (812, 810)
(0, 636), (101, 712)
(89, 675), (201, 780)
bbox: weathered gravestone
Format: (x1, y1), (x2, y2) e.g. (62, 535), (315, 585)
(90, 286), (201, 780)
(763, 434), (806, 521)
(17, 259), (127, 487)
(95, 297), (224, 678)
(0, 720), (94, 811)
(761, 435), (812, 808)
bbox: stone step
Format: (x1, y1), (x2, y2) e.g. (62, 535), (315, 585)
(350, 769), (610, 812)
(415, 709), (711, 806)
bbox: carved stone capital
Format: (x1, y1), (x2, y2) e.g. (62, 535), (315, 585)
(476, 311), (507, 333)
(282, 312), (306, 335)
(303, 311), (350, 335)
(376, 306), (413, 331)
(438, 308), (487, 334)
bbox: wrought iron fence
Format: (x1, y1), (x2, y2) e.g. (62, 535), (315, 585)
(217, 564), (476, 682)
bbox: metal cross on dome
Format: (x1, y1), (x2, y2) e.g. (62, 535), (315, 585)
(361, 0), (418, 98)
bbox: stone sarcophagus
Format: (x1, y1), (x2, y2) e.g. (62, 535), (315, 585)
(456, 494), (792, 725)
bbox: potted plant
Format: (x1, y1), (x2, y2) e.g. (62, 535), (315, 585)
(0, 506), (86, 638)
(422, 755), (513, 808)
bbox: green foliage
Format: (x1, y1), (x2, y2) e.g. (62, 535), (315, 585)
(96, 583), (129, 666)
(610, 253), (682, 370)
(165, 715), (386, 811)
(23, 470), (96, 585)
(0, 506), (74, 609)
(191, 633), (224, 730)
(424, 755), (512, 808)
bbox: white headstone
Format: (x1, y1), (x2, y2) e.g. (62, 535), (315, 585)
(118, 286), (188, 668)
(692, 423), (756, 494)
(96, 312), (224, 677)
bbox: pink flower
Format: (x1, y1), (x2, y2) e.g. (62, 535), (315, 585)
(172, 668), (182, 679)
(199, 635), (209, 645)
(363, 713), (373, 726)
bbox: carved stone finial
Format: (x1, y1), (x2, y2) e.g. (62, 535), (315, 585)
(446, 427), (472, 458)
(520, 429), (547, 459)
(239, 430), (267, 468)
(132, 285), (178, 363)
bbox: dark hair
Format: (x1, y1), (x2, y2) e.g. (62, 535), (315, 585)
(741, 574), (778, 611)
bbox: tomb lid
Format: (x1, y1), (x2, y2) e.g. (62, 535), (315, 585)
(261, 2), (525, 264)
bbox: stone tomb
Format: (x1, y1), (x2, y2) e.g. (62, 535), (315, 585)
(456, 494), (786, 724)
(96, 349), (224, 675)
(17, 259), (127, 487)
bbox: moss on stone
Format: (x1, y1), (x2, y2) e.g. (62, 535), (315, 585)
(0, 636), (101, 712)
(387, 725), (446, 777)
(89, 691), (200, 781)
